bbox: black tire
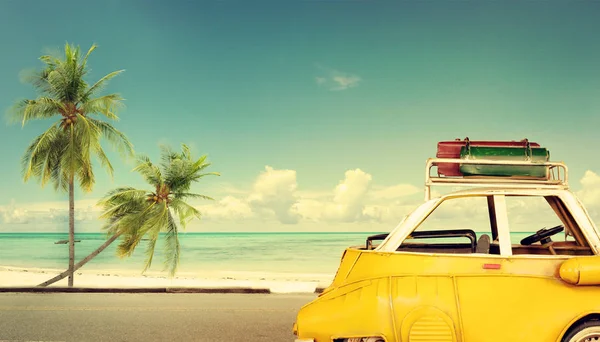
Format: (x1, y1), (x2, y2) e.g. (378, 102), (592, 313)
(563, 319), (600, 342)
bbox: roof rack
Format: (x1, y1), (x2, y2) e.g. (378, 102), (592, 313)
(425, 158), (569, 201)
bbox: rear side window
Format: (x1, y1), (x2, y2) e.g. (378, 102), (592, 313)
(399, 196), (493, 254)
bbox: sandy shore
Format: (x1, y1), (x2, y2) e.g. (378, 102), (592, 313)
(0, 265), (334, 293)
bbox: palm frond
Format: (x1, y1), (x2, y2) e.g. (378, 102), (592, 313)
(39, 54), (62, 70)
(172, 192), (215, 201)
(169, 198), (201, 229)
(163, 210), (180, 277)
(116, 231), (144, 258)
(83, 70), (125, 100)
(159, 144), (178, 169)
(132, 155), (163, 187)
(142, 230), (159, 273)
(93, 143), (114, 178)
(98, 187), (148, 205)
(87, 117), (134, 157)
(118, 202), (168, 261)
(21, 123), (64, 183)
(80, 94), (124, 120)
(75, 114), (115, 180)
(80, 44), (97, 72)
(8, 98), (64, 126)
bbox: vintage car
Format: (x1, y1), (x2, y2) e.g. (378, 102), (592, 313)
(293, 153), (600, 342)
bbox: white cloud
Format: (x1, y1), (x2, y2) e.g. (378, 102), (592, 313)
(362, 202), (419, 224)
(293, 169), (371, 222)
(327, 169), (372, 221)
(576, 170), (600, 221)
(195, 167), (302, 225)
(247, 166), (300, 224)
(198, 196), (254, 221)
(0, 199), (101, 224)
(315, 65), (361, 91)
(331, 75), (361, 91)
(1, 201), (29, 224)
(369, 184), (421, 200)
(292, 169), (420, 224)
(13, 167), (600, 232)
(196, 166), (420, 225)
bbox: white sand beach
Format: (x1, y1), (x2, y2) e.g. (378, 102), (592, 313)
(0, 265), (334, 293)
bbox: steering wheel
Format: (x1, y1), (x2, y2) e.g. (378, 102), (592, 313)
(520, 225), (564, 246)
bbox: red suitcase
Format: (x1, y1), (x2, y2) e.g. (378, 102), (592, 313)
(435, 138), (541, 177)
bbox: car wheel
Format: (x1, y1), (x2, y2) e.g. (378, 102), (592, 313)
(563, 319), (600, 342)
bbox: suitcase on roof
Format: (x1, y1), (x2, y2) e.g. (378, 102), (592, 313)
(435, 137), (541, 177)
(459, 145), (549, 178)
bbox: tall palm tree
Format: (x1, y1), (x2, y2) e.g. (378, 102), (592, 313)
(38, 144), (219, 286)
(10, 43), (133, 287)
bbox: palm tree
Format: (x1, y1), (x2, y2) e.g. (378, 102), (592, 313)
(38, 144), (219, 286)
(10, 43), (133, 287)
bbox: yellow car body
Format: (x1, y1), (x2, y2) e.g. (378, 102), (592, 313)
(293, 159), (600, 342)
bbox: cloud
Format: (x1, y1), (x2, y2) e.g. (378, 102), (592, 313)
(1, 201), (29, 224)
(369, 184), (421, 201)
(315, 65), (361, 91)
(575, 170), (600, 221)
(326, 168), (373, 221)
(197, 196), (254, 221)
(0, 199), (101, 225)
(362, 202), (420, 224)
(293, 169), (422, 224)
(13, 167), (600, 232)
(294, 168), (372, 222)
(247, 166), (300, 224)
(196, 166), (420, 225)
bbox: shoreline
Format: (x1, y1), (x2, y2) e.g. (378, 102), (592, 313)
(0, 265), (334, 294)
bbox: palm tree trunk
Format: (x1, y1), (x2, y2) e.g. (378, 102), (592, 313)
(38, 232), (122, 287)
(68, 175), (75, 287)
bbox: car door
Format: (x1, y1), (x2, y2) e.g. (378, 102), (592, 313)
(454, 194), (594, 342)
(388, 195), (496, 342)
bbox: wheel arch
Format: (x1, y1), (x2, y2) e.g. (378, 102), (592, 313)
(558, 312), (600, 342)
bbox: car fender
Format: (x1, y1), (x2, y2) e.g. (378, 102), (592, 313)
(555, 311), (600, 342)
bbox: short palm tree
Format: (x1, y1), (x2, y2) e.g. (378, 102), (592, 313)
(38, 145), (218, 287)
(10, 43), (133, 287)
(102, 144), (220, 275)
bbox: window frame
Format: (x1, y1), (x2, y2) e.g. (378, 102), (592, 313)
(381, 193), (514, 257)
(502, 193), (596, 259)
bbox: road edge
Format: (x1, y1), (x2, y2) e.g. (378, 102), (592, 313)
(0, 287), (272, 294)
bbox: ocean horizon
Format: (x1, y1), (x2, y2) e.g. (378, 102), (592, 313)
(0, 231), (547, 278)
(0, 232), (384, 277)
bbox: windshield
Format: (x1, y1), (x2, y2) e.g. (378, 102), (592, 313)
(376, 198), (441, 252)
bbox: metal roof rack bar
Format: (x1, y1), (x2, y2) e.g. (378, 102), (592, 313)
(425, 158), (569, 200)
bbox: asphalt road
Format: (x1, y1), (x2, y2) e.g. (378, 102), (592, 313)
(0, 292), (316, 342)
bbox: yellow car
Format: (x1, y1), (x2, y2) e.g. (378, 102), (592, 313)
(293, 157), (600, 342)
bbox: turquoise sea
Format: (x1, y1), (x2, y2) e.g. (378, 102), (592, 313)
(0, 232), (547, 276)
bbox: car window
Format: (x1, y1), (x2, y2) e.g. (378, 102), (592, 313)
(504, 195), (593, 256)
(398, 196), (494, 254)
(505, 195), (565, 241)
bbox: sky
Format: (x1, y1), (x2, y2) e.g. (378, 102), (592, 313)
(1, 0), (600, 232)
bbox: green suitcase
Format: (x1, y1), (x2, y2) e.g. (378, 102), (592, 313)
(459, 145), (550, 178)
